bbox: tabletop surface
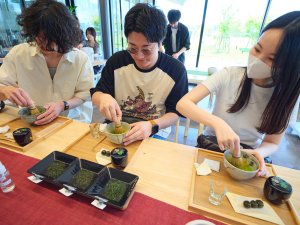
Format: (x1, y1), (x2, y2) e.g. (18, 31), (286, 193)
(0, 106), (299, 224)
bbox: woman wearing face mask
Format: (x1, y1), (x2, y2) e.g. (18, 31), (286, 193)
(176, 11), (300, 176)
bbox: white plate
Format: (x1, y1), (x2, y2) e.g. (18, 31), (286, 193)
(185, 220), (215, 225)
(96, 149), (111, 166)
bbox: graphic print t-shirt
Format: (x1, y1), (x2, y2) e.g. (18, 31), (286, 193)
(90, 50), (188, 121)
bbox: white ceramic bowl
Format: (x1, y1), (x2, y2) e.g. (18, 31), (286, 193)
(223, 150), (259, 180)
(104, 122), (131, 144)
(18, 106), (46, 125)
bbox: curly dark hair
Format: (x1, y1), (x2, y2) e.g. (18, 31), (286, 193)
(124, 3), (167, 43)
(16, 0), (81, 53)
(167, 9), (181, 23)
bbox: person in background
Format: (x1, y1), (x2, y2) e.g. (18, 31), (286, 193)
(162, 9), (190, 64)
(176, 11), (300, 176)
(91, 3), (188, 146)
(0, 0), (94, 124)
(74, 15), (87, 49)
(85, 27), (100, 54)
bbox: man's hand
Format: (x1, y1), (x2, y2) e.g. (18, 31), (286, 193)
(123, 121), (152, 145)
(35, 102), (64, 125)
(98, 94), (122, 123)
(1, 86), (33, 107)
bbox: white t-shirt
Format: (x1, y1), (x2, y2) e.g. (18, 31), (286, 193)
(202, 67), (299, 148)
(0, 43), (94, 122)
(171, 27), (178, 52)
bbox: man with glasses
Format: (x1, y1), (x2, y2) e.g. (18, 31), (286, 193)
(91, 3), (188, 146)
(162, 9), (190, 64)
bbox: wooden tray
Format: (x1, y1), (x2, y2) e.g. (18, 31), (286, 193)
(0, 106), (19, 126)
(63, 124), (140, 165)
(0, 117), (72, 152)
(189, 149), (299, 225)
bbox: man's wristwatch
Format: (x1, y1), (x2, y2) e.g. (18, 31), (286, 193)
(149, 120), (159, 136)
(63, 101), (69, 111)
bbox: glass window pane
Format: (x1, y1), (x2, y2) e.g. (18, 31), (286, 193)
(199, 0), (267, 71)
(0, 0), (23, 48)
(267, 0), (300, 22)
(110, 0), (150, 53)
(74, 0), (103, 56)
(156, 0), (205, 70)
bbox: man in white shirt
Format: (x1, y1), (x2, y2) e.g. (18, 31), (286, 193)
(162, 9), (190, 64)
(0, 0), (93, 124)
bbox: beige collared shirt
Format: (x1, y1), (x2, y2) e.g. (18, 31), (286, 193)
(0, 43), (94, 122)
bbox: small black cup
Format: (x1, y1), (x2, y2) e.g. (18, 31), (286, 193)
(13, 128), (33, 146)
(0, 101), (5, 112)
(264, 176), (292, 205)
(111, 147), (128, 169)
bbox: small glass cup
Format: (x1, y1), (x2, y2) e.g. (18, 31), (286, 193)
(89, 123), (101, 139)
(208, 179), (228, 206)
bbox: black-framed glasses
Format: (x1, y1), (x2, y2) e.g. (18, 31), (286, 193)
(126, 46), (155, 56)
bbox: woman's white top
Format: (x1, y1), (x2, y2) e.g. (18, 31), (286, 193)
(202, 67), (299, 148)
(0, 43), (94, 122)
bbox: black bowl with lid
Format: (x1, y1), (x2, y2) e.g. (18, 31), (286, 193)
(13, 128), (33, 146)
(263, 176), (292, 204)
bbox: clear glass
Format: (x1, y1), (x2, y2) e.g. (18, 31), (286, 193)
(208, 179), (227, 206)
(266, 0), (300, 24)
(155, 0), (267, 78)
(155, 0), (205, 69)
(0, 168), (15, 193)
(110, 0), (153, 53)
(74, 0), (104, 56)
(0, 0), (23, 48)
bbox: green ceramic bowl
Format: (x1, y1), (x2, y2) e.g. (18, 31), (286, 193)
(224, 150), (259, 180)
(18, 106), (46, 125)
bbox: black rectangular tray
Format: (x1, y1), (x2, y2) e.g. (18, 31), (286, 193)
(27, 151), (139, 210)
(27, 151), (77, 185)
(87, 167), (139, 209)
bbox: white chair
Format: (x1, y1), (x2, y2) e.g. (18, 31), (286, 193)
(174, 117), (204, 143)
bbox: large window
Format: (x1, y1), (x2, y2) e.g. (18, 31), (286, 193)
(199, 0), (267, 71)
(110, 0), (153, 53)
(266, 0), (300, 23)
(155, 0), (300, 79)
(74, 0), (103, 56)
(155, 0), (205, 70)
(0, 0), (23, 49)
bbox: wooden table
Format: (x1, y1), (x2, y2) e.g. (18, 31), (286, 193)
(1, 107), (299, 224)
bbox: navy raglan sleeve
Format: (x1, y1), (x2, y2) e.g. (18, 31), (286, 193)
(165, 65), (188, 115)
(90, 57), (115, 98)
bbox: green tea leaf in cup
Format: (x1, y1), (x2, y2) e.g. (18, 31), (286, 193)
(103, 179), (127, 202)
(71, 169), (95, 191)
(44, 161), (67, 179)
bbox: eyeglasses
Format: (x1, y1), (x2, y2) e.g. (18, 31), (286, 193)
(127, 46), (155, 56)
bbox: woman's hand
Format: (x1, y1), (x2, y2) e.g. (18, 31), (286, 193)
(243, 149), (268, 177)
(35, 102), (64, 125)
(123, 121), (152, 146)
(213, 119), (241, 157)
(1, 86), (33, 107)
(98, 94), (122, 123)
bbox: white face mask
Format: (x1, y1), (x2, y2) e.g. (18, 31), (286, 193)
(247, 54), (271, 79)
